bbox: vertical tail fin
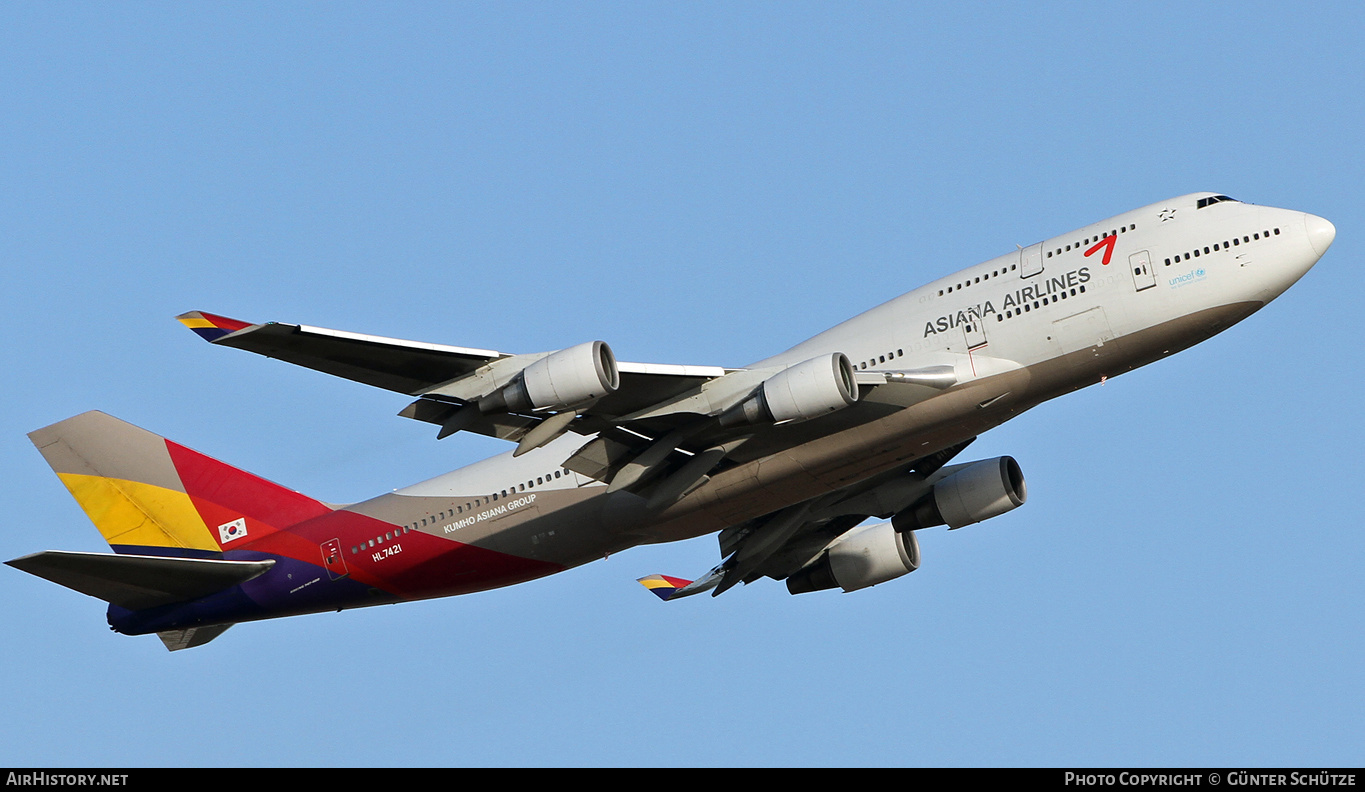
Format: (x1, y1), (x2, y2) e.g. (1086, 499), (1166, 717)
(29, 411), (330, 556)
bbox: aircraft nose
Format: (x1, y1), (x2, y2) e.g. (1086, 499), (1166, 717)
(1304, 213), (1336, 257)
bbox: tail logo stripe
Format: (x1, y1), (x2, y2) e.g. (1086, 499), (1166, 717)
(56, 472), (219, 552)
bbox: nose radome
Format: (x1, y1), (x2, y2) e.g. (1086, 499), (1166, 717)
(1305, 213), (1336, 257)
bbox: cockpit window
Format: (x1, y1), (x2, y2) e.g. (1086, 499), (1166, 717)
(1196, 195), (1239, 209)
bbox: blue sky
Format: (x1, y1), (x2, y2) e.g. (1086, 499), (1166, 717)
(2, 2), (1362, 767)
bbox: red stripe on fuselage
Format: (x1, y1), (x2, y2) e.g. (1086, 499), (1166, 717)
(166, 440), (562, 599)
(281, 508), (565, 598)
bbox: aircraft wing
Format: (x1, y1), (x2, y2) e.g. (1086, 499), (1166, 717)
(637, 438), (975, 597)
(177, 310), (728, 409)
(177, 311), (954, 500)
(179, 311), (519, 395)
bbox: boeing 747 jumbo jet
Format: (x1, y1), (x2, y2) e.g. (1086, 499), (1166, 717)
(9, 193), (1334, 650)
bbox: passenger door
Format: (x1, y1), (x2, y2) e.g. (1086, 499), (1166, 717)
(321, 538), (349, 580)
(1129, 250), (1156, 292)
(1021, 242), (1044, 278)
(962, 313), (987, 350)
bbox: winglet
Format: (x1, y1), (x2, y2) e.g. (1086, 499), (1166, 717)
(637, 574), (695, 601)
(176, 311), (254, 343)
(637, 564), (726, 601)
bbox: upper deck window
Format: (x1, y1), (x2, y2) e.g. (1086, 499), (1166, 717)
(1196, 195), (1239, 209)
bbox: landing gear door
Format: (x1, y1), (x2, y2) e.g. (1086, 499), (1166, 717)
(1129, 250), (1156, 292)
(1021, 242), (1044, 278)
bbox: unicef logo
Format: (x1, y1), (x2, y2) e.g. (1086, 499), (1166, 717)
(1196, 268), (1206, 277)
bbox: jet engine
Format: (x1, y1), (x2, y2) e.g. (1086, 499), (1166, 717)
(720, 353), (859, 426)
(482, 341), (619, 413)
(892, 456), (1026, 532)
(786, 522), (921, 594)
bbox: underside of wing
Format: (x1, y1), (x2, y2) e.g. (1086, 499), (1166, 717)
(685, 438), (979, 596)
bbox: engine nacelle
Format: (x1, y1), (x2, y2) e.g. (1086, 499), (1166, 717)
(485, 341), (619, 413)
(892, 456), (1026, 532)
(787, 522), (920, 595)
(720, 353), (859, 426)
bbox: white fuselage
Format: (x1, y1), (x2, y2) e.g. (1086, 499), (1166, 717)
(763, 194), (1323, 378)
(360, 193), (1330, 576)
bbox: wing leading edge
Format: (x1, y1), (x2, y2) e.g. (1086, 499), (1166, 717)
(176, 311), (507, 395)
(176, 310), (736, 458)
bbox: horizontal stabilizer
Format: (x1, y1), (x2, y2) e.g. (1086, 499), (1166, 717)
(158, 623), (234, 652)
(6, 551), (274, 611)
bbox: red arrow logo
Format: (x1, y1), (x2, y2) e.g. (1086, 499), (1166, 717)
(1084, 235), (1117, 265)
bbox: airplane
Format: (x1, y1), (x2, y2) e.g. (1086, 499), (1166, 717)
(8, 192), (1334, 650)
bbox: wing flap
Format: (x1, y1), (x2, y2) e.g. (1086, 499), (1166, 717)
(396, 397), (547, 445)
